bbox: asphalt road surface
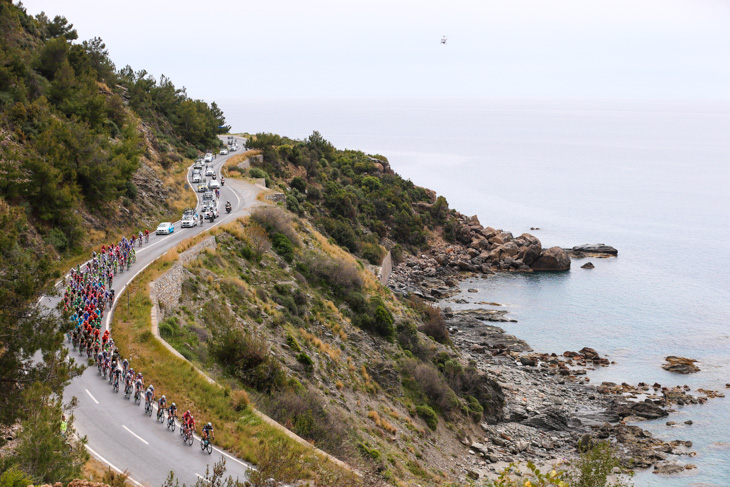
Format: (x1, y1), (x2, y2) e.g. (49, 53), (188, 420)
(41, 137), (262, 486)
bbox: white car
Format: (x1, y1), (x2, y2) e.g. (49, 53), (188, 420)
(205, 167), (215, 177)
(192, 173), (201, 183)
(204, 153), (213, 163)
(220, 148), (228, 155)
(156, 222), (174, 235)
(181, 215), (197, 228)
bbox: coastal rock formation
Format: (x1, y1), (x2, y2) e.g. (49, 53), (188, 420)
(662, 356), (700, 374)
(581, 262), (595, 269)
(530, 247), (571, 271)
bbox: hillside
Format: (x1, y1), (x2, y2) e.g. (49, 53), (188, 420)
(0, 1), (229, 482)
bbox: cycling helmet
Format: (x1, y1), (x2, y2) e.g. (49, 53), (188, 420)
(172, 403), (176, 407)
(207, 422), (212, 428)
(161, 395), (165, 400)
(149, 384), (154, 390)
(186, 410), (190, 415)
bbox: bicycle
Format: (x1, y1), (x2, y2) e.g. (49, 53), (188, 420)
(134, 389), (141, 405)
(144, 399), (153, 416)
(200, 436), (213, 454)
(183, 427), (194, 446)
(157, 406), (166, 423)
(124, 383), (132, 400)
(113, 377), (120, 393)
(97, 360), (103, 375)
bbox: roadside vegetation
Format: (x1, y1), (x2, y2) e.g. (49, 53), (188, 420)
(0, 1), (226, 482)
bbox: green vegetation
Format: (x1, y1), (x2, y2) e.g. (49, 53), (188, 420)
(415, 405), (438, 431)
(0, 2), (229, 482)
(483, 442), (633, 486)
(244, 130), (465, 264)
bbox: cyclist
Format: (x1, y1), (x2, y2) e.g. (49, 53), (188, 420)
(157, 394), (167, 419)
(138, 231), (143, 245)
(135, 373), (144, 395)
(122, 358), (129, 376)
(187, 414), (196, 435)
(144, 229), (149, 242)
(182, 410), (191, 425)
(145, 384), (155, 407)
(168, 402), (177, 420)
(202, 422), (214, 442)
(113, 366), (122, 388)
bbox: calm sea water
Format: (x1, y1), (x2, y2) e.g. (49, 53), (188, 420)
(222, 98), (730, 485)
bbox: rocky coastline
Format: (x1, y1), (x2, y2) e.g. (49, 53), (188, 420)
(386, 218), (722, 481)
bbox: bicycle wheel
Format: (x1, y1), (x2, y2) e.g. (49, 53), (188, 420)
(158, 410), (165, 423)
(187, 433), (193, 446)
(200, 439), (206, 451)
(206, 442), (212, 454)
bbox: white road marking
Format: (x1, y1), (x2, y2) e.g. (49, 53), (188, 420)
(85, 389), (99, 405)
(85, 444), (144, 487)
(122, 425), (149, 445)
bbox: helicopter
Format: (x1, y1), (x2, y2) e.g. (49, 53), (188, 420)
(441, 35), (447, 45)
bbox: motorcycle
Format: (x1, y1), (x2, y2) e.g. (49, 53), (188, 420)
(225, 204), (232, 214)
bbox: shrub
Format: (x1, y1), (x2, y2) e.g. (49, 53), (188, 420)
(290, 176), (306, 193)
(297, 352), (314, 369)
(0, 465), (32, 487)
(285, 195), (301, 214)
(251, 207), (300, 247)
(358, 443), (381, 462)
(306, 186), (321, 201)
(249, 167), (266, 179)
(353, 297), (395, 340)
(402, 359), (459, 413)
(416, 405), (438, 430)
(361, 242), (385, 265)
(230, 389), (250, 412)
(304, 253), (363, 296)
(565, 441), (634, 487)
(286, 333), (302, 352)
(271, 233), (294, 262)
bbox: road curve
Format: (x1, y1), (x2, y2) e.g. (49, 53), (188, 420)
(45, 137), (262, 486)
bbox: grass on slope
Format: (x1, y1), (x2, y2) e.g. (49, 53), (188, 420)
(110, 236), (360, 486)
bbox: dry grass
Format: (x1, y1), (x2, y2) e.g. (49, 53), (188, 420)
(367, 410), (397, 436)
(299, 327), (341, 362)
(336, 380), (344, 391)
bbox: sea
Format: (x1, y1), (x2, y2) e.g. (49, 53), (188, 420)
(221, 98), (730, 486)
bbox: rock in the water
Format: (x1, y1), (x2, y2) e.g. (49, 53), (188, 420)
(572, 243), (618, 255)
(631, 400), (669, 420)
(581, 262), (595, 269)
(531, 247), (571, 271)
(653, 462), (685, 475)
(662, 356), (700, 374)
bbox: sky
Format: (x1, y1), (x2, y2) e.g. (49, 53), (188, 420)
(20, 0), (730, 103)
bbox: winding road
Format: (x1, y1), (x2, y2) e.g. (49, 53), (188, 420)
(40, 137), (262, 486)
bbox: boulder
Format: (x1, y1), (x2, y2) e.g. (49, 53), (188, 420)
(631, 400), (669, 420)
(490, 232), (513, 246)
(521, 409), (577, 431)
(662, 356), (700, 374)
(515, 233), (542, 266)
(499, 241), (520, 258)
(531, 247), (571, 271)
(653, 462), (685, 475)
(581, 262), (595, 269)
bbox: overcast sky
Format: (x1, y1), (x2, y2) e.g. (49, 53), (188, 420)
(21, 0), (730, 102)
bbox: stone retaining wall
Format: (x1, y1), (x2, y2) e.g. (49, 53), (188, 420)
(152, 235), (216, 317)
(379, 250), (393, 285)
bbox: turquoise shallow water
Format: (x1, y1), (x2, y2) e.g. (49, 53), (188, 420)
(223, 98), (730, 485)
